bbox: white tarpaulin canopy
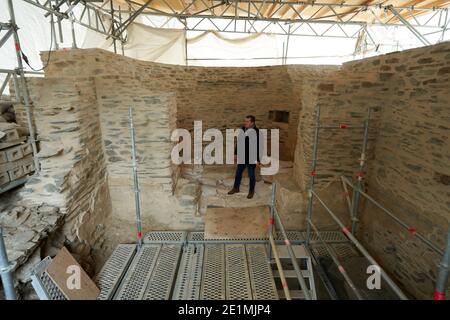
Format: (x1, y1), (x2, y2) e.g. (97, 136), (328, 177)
(1, 0), (449, 80)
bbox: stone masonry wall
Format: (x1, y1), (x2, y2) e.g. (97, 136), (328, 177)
(42, 49), (336, 160)
(293, 70), (382, 190)
(93, 74), (204, 242)
(344, 43), (450, 299)
(292, 42), (450, 299)
(15, 76), (111, 269)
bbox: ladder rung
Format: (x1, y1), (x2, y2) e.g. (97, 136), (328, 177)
(273, 269), (311, 278)
(278, 289), (314, 300)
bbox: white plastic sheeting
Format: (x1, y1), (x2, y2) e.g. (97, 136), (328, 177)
(186, 31), (281, 67)
(124, 23), (185, 64)
(1, 1), (449, 76)
(82, 19), (186, 64)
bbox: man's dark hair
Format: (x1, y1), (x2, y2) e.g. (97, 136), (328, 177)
(246, 115), (256, 123)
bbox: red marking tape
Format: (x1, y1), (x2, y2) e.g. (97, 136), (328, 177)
(356, 171), (364, 178)
(342, 227), (350, 235)
(407, 227), (417, 236)
(15, 42), (20, 52)
(310, 170), (317, 177)
(339, 124), (348, 129)
(282, 281), (288, 289)
(434, 291), (445, 300)
(338, 265), (345, 273)
(137, 231), (142, 238)
(269, 218), (275, 225)
(284, 239), (291, 246)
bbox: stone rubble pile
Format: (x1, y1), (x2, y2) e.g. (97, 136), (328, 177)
(0, 204), (62, 288)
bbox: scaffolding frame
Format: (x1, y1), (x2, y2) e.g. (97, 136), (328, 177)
(11, 1), (450, 58)
(300, 104), (450, 300)
(1, 0), (40, 173)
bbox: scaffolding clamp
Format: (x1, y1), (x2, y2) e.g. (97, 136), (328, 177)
(342, 226), (350, 235)
(0, 261), (16, 274)
(407, 227), (417, 236)
(434, 291), (446, 300)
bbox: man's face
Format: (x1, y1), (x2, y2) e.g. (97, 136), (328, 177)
(244, 117), (253, 129)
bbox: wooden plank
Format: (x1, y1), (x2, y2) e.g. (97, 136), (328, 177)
(204, 206), (270, 239)
(46, 247), (100, 300)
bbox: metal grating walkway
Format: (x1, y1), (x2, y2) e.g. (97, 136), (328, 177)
(32, 231), (331, 300)
(103, 235), (279, 300)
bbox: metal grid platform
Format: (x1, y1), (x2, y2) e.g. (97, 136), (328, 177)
(110, 242), (278, 300)
(186, 230), (348, 244)
(30, 256), (66, 300)
(31, 230), (340, 300)
(113, 244), (183, 300)
(179, 243), (278, 300)
(143, 231), (187, 244)
(95, 244), (136, 300)
(310, 243), (360, 260)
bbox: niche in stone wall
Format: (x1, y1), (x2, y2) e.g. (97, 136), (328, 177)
(269, 110), (289, 123)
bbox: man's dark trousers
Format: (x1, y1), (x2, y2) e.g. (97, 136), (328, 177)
(233, 164), (256, 193)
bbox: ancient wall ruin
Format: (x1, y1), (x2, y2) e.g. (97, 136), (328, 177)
(293, 41), (450, 298)
(6, 42), (449, 299)
(40, 49), (335, 160)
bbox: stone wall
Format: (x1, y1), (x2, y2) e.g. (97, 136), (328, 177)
(292, 41), (450, 299)
(345, 43), (450, 299)
(32, 49), (336, 243)
(293, 69), (382, 189)
(42, 49), (335, 160)
(14, 76), (111, 269)
(9, 43), (449, 299)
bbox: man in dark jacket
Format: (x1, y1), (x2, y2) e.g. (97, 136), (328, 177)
(228, 115), (260, 199)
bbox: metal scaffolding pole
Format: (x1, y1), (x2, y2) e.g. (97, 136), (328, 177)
(386, 5), (431, 46)
(110, 0), (117, 54)
(6, 0), (40, 173)
(272, 186), (312, 300)
(129, 108), (143, 249)
(305, 105), (321, 244)
(0, 228), (16, 300)
(268, 235), (292, 300)
(350, 108), (371, 234)
(113, 0), (154, 38)
(435, 226), (450, 300)
(311, 190), (408, 300)
(267, 183), (276, 262)
(308, 219), (363, 300)
(341, 175), (444, 256)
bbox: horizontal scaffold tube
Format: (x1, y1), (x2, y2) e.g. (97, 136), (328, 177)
(273, 205), (312, 300)
(268, 235), (292, 300)
(311, 190), (408, 300)
(308, 219), (363, 300)
(341, 176), (444, 256)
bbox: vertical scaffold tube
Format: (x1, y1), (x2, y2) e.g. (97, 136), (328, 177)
(129, 108), (143, 248)
(0, 228), (16, 300)
(306, 105), (321, 244)
(435, 226), (450, 300)
(351, 108), (371, 234)
(7, 0), (40, 173)
(268, 183), (276, 262)
(311, 190), (408, 300)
